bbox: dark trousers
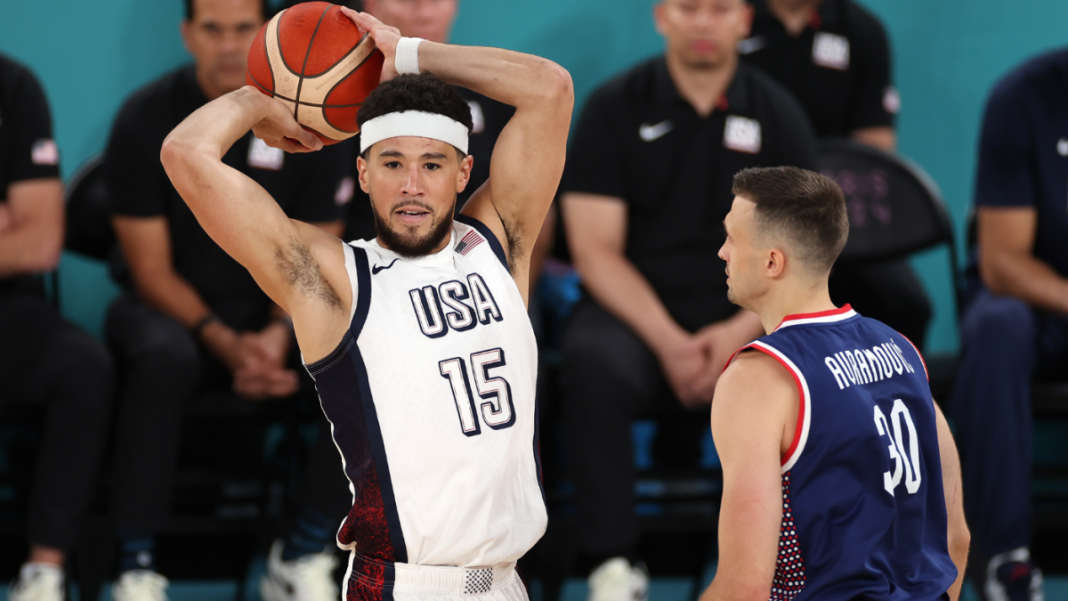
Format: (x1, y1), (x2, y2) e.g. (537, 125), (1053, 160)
(0, 288), (114, 551)
(947, 287), (1068, 560)
(560, 299), (704, 558)
(830, 260), (932, 349)
(105, 293), (350, 534)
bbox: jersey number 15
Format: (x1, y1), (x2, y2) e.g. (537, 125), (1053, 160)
(439, 348), (516, 436)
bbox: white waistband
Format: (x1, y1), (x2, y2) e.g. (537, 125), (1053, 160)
(349, 552), (517, 595)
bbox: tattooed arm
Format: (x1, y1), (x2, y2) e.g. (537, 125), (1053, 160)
(161, 86), (351, 362)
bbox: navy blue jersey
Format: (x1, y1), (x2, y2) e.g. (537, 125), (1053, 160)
(726, 305), (956, 600)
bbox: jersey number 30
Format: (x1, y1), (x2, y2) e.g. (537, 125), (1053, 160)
(873, 399), (922, 496)
(439, 348), (515, 436)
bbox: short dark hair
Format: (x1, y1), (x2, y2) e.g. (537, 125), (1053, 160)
(184, 0), (268, 21)
(731, 166), (848, 273)
(357, 73), (474, 158)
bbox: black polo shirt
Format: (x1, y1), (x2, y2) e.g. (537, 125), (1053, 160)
(104, 64), (349, 329)
(563, 57), (819, 331)
(343, 88), (515, 242)
(740, 0), (896, 138)
(972, 48), (1068, 280)
(0, 53), (61, 291)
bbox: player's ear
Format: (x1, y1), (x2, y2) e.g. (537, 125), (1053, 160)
(456, 154), (474, 194)
(738, 1), (754, 39)
(357, 154), (371, 194)
(766, 248), (786, 279)
(179, 19), (192, 53)
(652, 1), (667, 36)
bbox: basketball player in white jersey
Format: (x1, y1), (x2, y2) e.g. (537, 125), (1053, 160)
(160, 10), (573, 601)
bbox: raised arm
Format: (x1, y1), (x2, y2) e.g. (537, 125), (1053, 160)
(160, 88), (352, 361)
(699, 352), (797, 601)
(343, 8), (574, 299)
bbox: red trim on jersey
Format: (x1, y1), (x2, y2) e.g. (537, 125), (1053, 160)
(774, 304), (854, 331)
(808, 11), (822, 29)
(726, 343), (806, 467)
(716, 95), (730, 112)
(722, 347), (747, 374)
(900, 333), (929, 382)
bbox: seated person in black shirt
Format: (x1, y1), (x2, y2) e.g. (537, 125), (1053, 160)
(559, 0), (818, 597)
(101, 1), (351, 599)
(0, 54), (115, 601)
(739, 0), (932, 348)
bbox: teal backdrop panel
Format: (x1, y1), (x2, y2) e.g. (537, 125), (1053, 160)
(2, 0), (1067, 352)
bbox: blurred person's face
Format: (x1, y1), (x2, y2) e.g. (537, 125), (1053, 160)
(364, 0), (458, 43)
(654, 0), (752, 70)
(182, 0), (264, 99)
(357, 136), (473, 257)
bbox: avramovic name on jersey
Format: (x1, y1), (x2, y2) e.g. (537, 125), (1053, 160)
(824, 340), (917, 390)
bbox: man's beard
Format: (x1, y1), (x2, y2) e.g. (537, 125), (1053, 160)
(372, 199), (455, 258)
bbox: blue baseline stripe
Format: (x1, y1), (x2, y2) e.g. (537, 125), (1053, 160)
(349, 246), (409, 563)
(456, 214), (508, 271)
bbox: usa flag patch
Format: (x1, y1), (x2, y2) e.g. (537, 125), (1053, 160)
(455, 230), (484, 256)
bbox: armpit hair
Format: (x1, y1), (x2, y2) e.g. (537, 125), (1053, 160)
(276, 237), (342, 310)
(499, 211), (525, 276)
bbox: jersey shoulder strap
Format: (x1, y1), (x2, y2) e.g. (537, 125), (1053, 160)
(341, 240), (373, 335)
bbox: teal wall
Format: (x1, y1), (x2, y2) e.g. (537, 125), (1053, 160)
(2, 0), (1067, 353)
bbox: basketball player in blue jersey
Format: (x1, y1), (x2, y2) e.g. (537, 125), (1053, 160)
(159, 10), (572, 601)
(698, 167), (970, 601)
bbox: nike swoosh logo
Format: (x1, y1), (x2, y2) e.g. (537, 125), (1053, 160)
(738, 36), (767, 55)
(639, 120), (674, 142)
(372, 259), (399, 274)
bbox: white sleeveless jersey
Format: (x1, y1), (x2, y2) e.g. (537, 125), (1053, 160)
(305, 216), (547, 569)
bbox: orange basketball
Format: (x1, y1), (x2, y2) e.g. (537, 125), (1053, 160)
(246, 2), (384, 145)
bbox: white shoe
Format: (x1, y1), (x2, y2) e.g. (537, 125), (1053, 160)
(984, 547), (1044, 601)
(9, 563), (64, 601)
(259, 539), (340, 601)
(587, 557), (648, 601)
(112, 570), (170, 601)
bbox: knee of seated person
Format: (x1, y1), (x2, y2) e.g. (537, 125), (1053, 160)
(126, 320), (201, 380)
(561, 334), (656, 400)
(563, 325), (637, 373)
(964, 293), (1035, 348)
(58, 331), (117, 398)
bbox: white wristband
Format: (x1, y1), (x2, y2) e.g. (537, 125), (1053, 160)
(395, 37), (424, 75)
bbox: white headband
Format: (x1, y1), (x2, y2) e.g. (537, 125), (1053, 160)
(360, 111), (470, 155)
